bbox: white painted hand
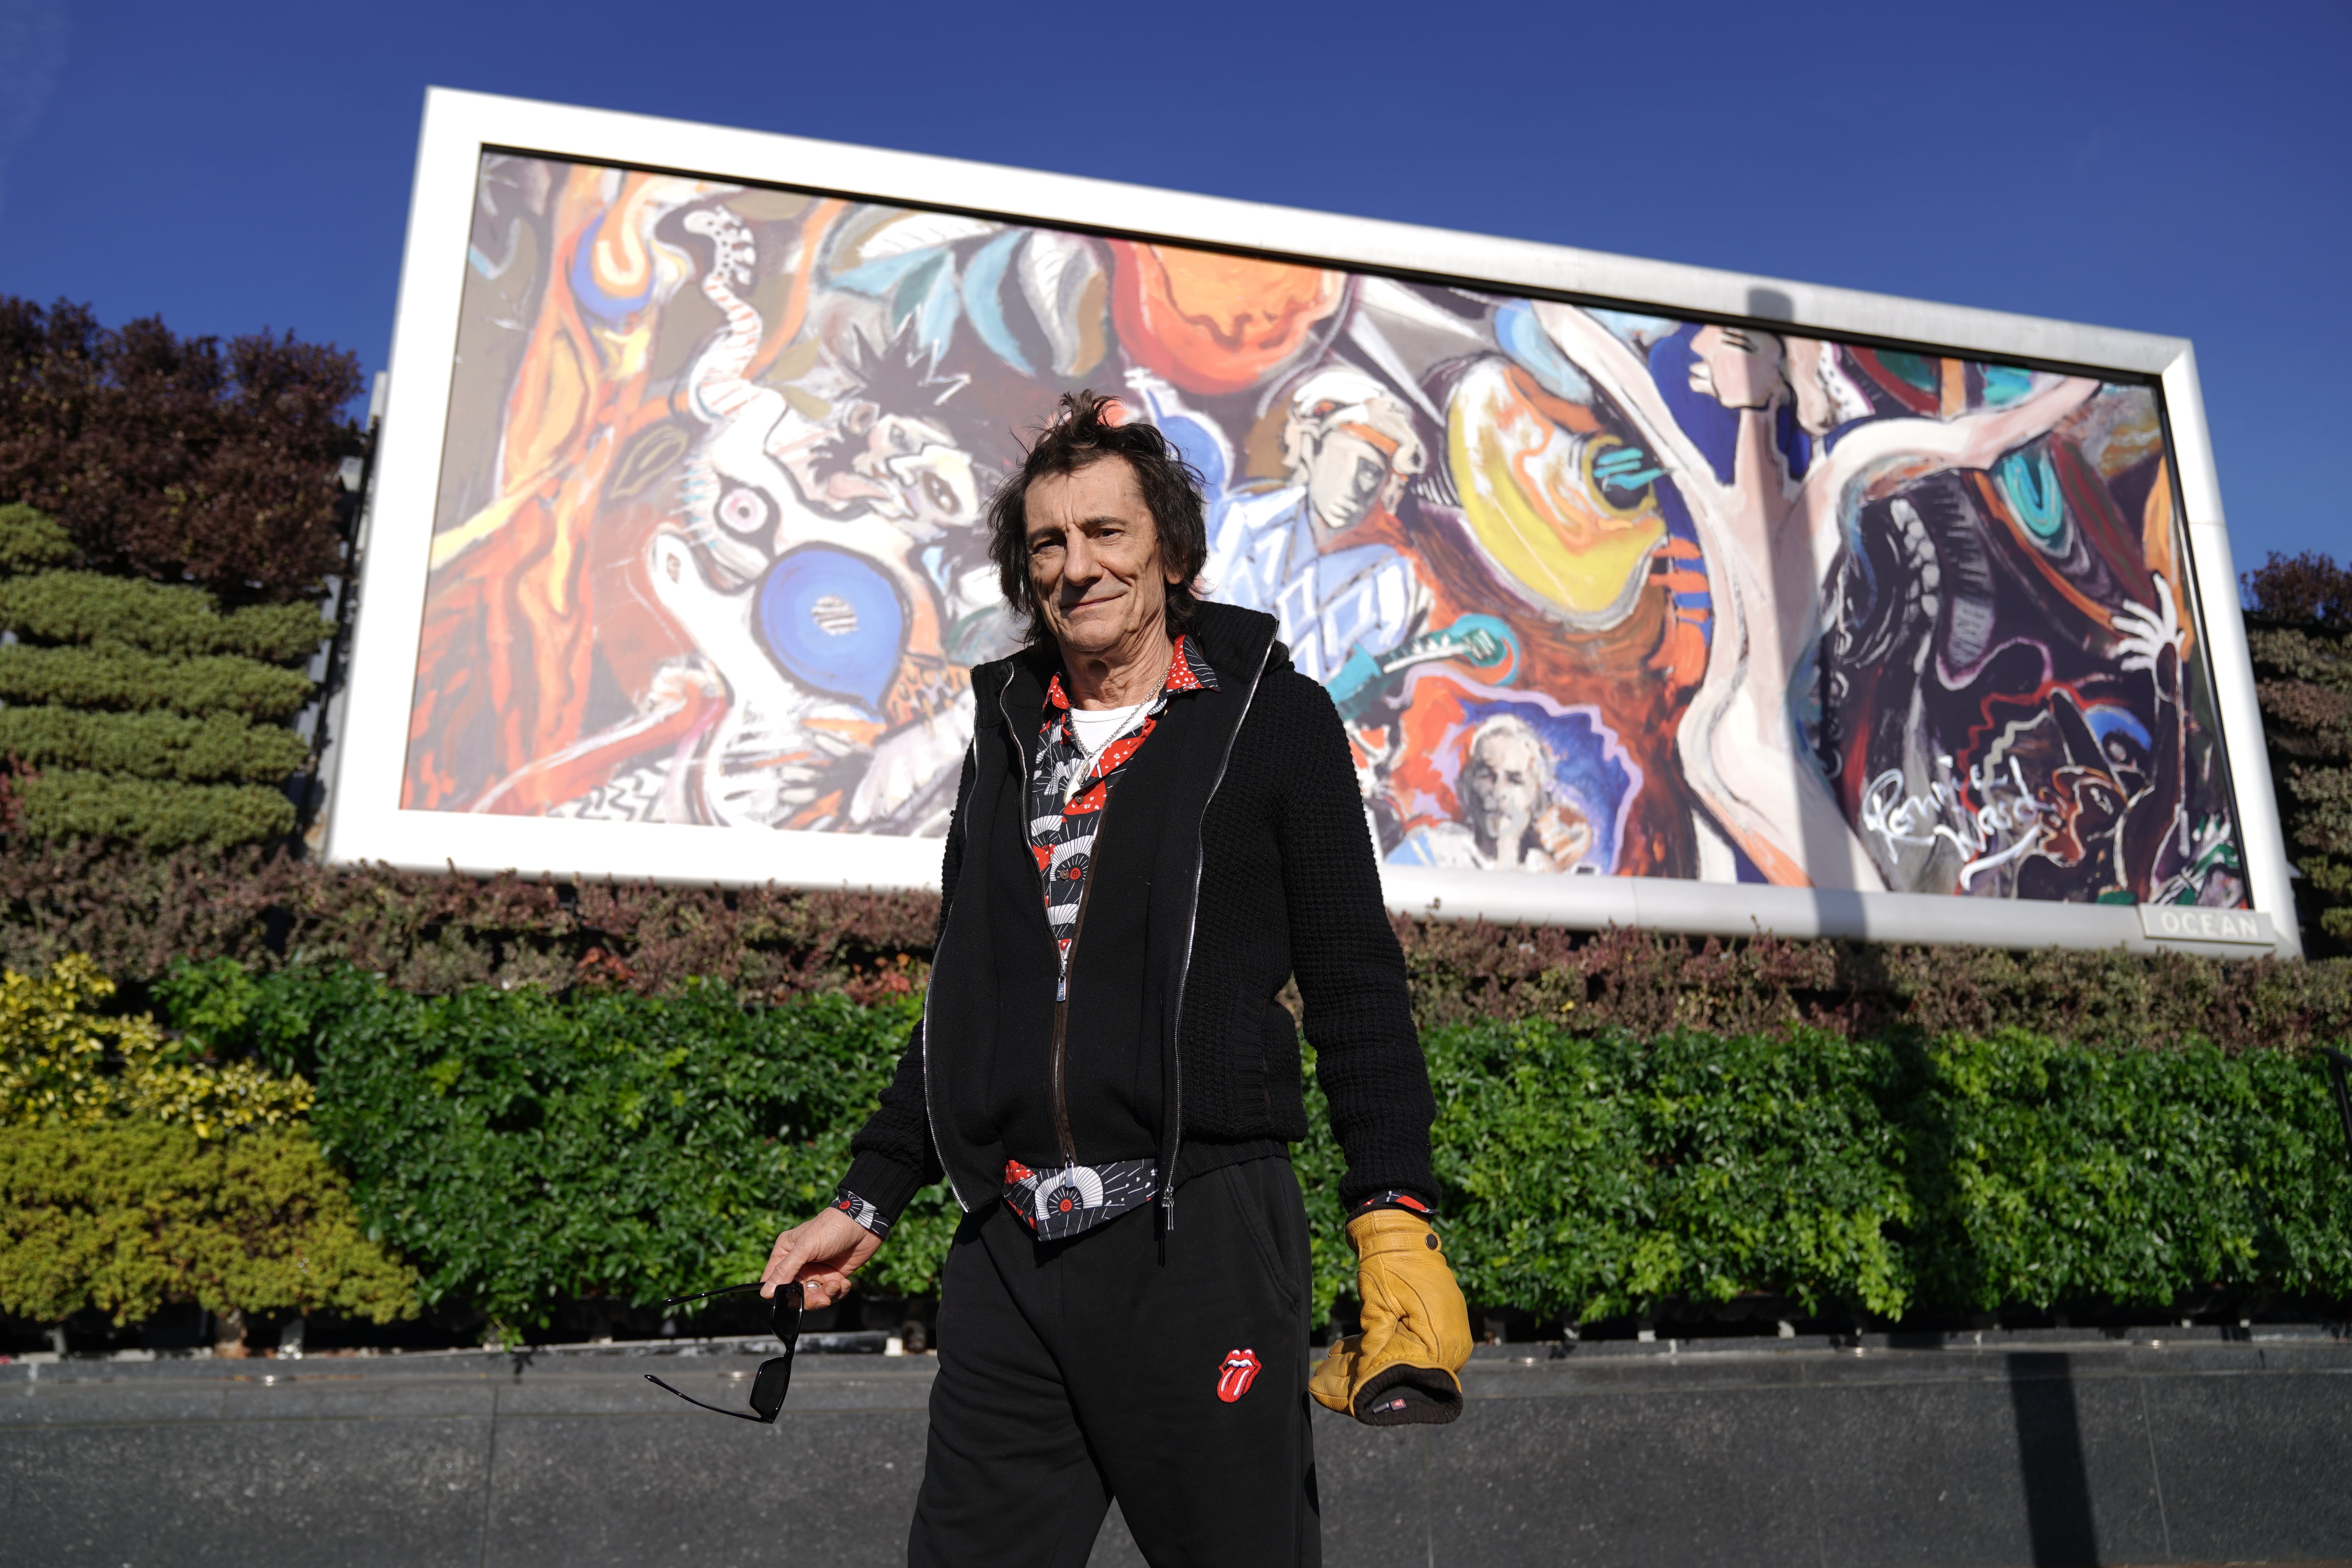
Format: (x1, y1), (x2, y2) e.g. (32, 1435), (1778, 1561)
(2112, 575), (2182, 674)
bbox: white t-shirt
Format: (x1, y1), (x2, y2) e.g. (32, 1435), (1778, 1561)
(1067, 701), (1150, 762)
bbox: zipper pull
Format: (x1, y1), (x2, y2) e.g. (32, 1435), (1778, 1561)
(1056, 975), (1068, 1002)
(1160, 1187), (1176, 1230)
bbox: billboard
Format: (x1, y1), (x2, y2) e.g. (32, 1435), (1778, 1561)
(330, 90), (2298, 957)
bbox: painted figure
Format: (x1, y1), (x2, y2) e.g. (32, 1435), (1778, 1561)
(1528, 305), (2100, 889)
(1392, 714), (1593, 873)
(1205, 368), (1429, 686)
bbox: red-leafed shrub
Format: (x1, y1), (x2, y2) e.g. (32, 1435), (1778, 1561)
(2245, 550), (2352, 955)
(0, 844), (2344, 1054)
(0, 298), (362, 603)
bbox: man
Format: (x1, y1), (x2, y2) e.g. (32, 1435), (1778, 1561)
(758, 392), (1472, 1566)
(1393, 713), (1593, 874)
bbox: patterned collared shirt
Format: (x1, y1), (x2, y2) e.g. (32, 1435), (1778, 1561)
(1028, 635), (1219, 998)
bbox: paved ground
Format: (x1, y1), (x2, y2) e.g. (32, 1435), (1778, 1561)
(4, 1327), (2347, 1566)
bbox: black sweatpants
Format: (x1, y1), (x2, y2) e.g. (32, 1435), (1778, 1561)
(907, 1156), (1320, 1568)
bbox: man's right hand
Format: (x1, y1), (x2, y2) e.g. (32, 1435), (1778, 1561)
(761, 1207), (885, 1309)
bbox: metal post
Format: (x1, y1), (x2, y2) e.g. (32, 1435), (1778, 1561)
(296, 371), (385, 850)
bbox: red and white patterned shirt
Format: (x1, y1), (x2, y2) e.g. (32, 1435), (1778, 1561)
(1027, 635), (1219, 998)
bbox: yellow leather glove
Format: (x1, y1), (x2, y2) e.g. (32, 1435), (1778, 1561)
(1309, 1209), (1473, 1426)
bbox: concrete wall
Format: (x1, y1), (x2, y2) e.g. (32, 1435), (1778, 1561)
(5, 1329), (2347, 1566)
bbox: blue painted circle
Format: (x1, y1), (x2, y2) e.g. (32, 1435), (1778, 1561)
(753, 547), (907, 709)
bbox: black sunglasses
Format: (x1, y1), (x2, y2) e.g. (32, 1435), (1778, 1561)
(642, 1282), (802, 1423)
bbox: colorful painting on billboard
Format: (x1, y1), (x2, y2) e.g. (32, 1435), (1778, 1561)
(405, 153), (2247, 908)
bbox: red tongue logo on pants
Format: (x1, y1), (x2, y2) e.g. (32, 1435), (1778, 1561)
(1216, 1348), (1261, 1403)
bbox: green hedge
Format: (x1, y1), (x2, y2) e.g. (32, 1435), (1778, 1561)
(1, 951), (312, 1136)
(15, 772), (296, 850)
(161, 960), (2352, 1331)
(0, 572), (330, 663)
(1370, 1023), (1914, 1323)
(0, 708), (309, 784)
(0, 951), (414, 1330)
(160, 961), (955, 1327)
(0, 506), (327, 852)
(0, 1123), (417, 1327)
(0, 644), (312, 720)
(1904, 1029), (2347, 1311)
(1376, 1022), (2351, 1324)
(0, 503), (77, 574)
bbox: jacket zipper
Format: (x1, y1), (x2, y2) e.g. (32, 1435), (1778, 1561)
(1047, 785), (1112, 1169)
(922, 736), (980, 1213)
(1158, 639), (1275, 1229)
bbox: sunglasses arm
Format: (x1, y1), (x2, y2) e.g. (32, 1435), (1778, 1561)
(659, 1281), (803, 1311)
(643, 1373), (774, 1423)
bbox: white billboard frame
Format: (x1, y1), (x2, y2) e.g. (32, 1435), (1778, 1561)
(329, 87), (2300, 959)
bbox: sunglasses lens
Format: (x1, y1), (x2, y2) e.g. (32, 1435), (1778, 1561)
(750, 1356), (793, 1417)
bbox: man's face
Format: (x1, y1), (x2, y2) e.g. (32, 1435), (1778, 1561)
(1464, 728), (1546, 854)
(1303, 428), (1396, 532)
(1024, 458), (1179, 662)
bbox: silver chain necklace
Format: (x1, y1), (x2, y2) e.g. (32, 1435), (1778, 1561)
(1066, 704), (1145, 800)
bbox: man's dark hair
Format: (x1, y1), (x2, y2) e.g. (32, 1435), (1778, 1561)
(987, 390), (1209, 645)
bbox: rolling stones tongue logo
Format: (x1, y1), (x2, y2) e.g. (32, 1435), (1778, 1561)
(1216, 1348), (1262, 1403)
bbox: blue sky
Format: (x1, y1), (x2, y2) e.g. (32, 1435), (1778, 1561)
(0, 0), (2344, 572)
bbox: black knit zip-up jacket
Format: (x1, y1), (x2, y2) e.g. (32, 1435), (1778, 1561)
(839, 600), (1438, 1226)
